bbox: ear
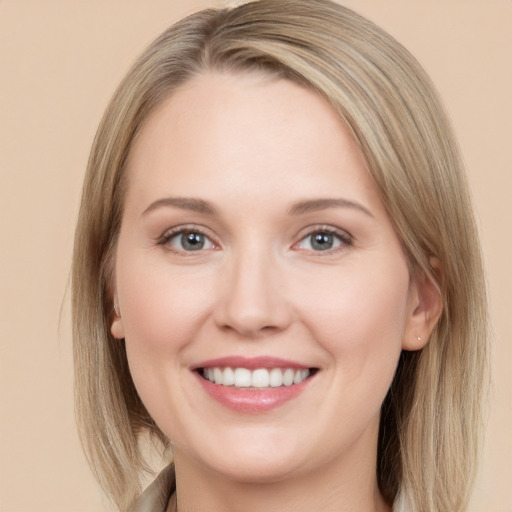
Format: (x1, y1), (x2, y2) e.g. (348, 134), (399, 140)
(110, 294), (125, 339)
(402, 257), (444, 351)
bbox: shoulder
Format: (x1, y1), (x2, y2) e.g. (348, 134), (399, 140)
(126, 464), (175, 512)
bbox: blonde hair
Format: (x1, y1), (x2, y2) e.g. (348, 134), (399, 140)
(72, 1), (489, 510)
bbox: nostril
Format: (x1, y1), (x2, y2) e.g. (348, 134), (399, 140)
(216, 321), (287, 339)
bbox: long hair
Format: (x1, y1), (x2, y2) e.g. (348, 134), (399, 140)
(72, 1), (489, 510)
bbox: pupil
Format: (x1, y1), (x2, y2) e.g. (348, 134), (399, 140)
(312, 233), (333, 251)
(182, 232), (204, 251)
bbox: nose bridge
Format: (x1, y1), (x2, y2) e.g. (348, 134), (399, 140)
(215, 240), (291, 337)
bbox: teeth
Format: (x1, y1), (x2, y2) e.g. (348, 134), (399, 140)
(294, 369), (309, 385)
(222, 367), (235, 386)
(202, 367), (311, 388)
(214, 367), (223, 385)
(251, 369), (269, 388)
(234, 368), (251, 387)
(283, 368), (295, 386)
(269, 368), (283, 387)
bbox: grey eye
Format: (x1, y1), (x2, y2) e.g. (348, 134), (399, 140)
(297, 230), (349, 252)
(310, 232), (335, 251)
(169, 231), (214, 252)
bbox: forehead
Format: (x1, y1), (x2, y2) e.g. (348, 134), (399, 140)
(124, 71), (380, 215)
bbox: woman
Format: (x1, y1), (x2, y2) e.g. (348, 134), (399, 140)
(71, 1), (489, 511)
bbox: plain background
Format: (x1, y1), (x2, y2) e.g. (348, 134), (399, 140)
(0, 1), (510, 510)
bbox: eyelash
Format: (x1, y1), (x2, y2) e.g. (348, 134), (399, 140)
(157, 225), (353, 255)
(158, 226), (217, 255)
(293, 226), (353, 255)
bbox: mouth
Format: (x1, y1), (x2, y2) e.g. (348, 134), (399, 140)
(197, 366), (316, 389)
(191, 357), (318, 413)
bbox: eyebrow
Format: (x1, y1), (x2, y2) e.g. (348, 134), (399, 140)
(288, 198), (374, 217)
(142, 196), (373, 218)
(142, 197), (217, 216)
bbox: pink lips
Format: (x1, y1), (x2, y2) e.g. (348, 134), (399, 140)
(191, 356), (315, 413)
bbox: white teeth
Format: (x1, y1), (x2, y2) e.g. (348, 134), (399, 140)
(222, 367), (235, 386)
(269, 368), (283, 387)
(283, 368), (295, 386)
(294, 369), (309, 384)
(202, 367), (311, 388)
(234, 368), (252, 387)
(251, 369), (270, 388)
(214, 367), (223, 385)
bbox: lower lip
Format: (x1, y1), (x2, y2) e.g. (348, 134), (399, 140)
(194, 372), (314, 413)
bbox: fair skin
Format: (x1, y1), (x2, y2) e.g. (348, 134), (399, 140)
(111, 72), (440, 512)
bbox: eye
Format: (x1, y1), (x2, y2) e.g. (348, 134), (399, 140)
(296, 228), (352, 252)
(163, 229), (216, 253)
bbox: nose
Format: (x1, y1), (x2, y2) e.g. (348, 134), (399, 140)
(213, 249), (293, 338)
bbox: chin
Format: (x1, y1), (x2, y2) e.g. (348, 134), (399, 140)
(174, 428), (312, 484)
(205, 453), (305, 484)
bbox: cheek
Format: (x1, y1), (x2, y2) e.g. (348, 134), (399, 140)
(118, 257), (212, 348)
(295, 256), (410, 379)
(115, 256), (220, 435)
(114, 248), (216, 396)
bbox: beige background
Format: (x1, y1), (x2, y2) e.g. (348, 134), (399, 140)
(0, 1), (510, 510)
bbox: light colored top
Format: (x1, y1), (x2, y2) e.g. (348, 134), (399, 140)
(126, 465), (175, 512)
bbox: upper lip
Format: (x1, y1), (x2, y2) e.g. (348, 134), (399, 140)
(190, 356), (313, 371)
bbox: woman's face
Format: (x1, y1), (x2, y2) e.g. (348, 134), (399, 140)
(112, 72), (424, 483)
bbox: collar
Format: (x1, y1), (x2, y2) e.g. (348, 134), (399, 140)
(126, 464), (175, 512)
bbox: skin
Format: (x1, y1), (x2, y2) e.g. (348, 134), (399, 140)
(111, 72), (441, 512)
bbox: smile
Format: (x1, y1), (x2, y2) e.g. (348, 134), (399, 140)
(200, 367), (311, 388)
(192, 357), (318, 413)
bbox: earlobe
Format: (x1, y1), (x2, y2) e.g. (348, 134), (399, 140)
(402, 257), (444, 351)
(110, 298), (125, 339)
